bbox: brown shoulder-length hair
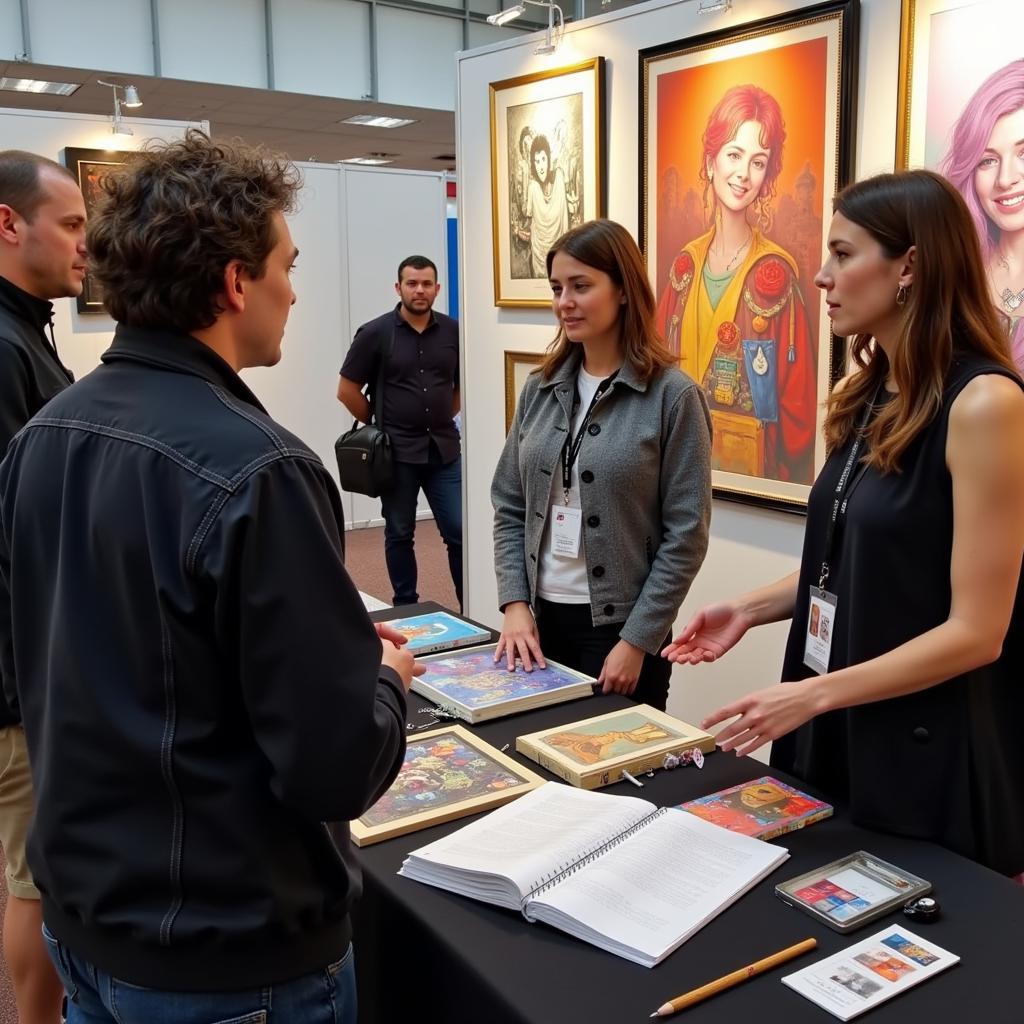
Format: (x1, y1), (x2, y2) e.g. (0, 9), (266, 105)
(824, 170), (1017, 472)
(87, 130), (300, 332)
(539, 219), (675, 383)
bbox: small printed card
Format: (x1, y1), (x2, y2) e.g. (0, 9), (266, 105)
(782, 927), (959, 1020)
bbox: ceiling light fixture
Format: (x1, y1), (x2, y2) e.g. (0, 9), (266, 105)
(339, 156), (395, 165)
(98, 79), (143, 135)
(340, 114), (418, 129)
(697, 0), (732, 14)
(486, 0), (565, 54)
(0, 77), (81, 96)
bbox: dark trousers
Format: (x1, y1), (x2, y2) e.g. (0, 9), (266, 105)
(380, 454), (463, 608)
(535, 598), (672, 710)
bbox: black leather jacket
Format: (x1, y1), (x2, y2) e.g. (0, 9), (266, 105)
(0, 324), (406, 990)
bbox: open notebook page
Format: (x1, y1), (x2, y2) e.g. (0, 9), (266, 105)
(399, 782), (654, 909)
(528, 808), (790, 967)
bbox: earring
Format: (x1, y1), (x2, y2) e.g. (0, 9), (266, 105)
(896, 284), (908, 307)
(708, 169), (713, 182)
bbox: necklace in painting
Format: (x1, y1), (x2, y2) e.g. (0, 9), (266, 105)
(1001, 286), (1024, 313)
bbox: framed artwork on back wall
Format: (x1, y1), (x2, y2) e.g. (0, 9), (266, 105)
(897, 0), (1024, 372)
(490, 57), (605, 308)
(62, 147), (134, 315)
(639, 0), (859, 513)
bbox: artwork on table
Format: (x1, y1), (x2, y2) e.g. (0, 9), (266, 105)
(490, 57), (605, 308)
(896, 0), (1024, 370)
(640, 0), (858, 513)
(350, 725), (543, 846)
(504, 350), (544, 432)
(678, 775), (833, 841)
(376, 610), (490, 655)
(413, 644), (595, 723)
(61, 148), (133, 314)
(516, 705), (715, 789)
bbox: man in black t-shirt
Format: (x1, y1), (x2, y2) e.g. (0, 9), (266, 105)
(338, 256), (462, 608)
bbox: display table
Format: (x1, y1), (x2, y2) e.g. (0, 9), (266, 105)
(354, 604), (1023, 1023)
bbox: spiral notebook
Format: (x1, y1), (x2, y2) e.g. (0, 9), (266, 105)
(399, 782), (789, 967)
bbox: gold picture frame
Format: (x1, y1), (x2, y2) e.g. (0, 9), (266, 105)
(350, 725), (544, 846)
(516, 704), (714, 790)
(489, 57), (605, 308)
(504, 350), (544, 433)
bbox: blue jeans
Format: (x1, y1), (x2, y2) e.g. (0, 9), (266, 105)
(43, 926), (356, 1024)
(381, 455), (463, 608)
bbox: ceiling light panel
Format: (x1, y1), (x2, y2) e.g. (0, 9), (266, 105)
(0, 77), (81, 96)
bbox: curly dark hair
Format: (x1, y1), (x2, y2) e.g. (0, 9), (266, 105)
(87, 130), (300, 331)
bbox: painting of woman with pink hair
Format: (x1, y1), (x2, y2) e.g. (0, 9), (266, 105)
(940, 58), (1024, 369)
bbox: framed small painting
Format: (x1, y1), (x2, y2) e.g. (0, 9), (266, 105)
(640, 0), (858, 513)
(61, 147), (133, 314)
(896, 0), (1024, 369)
(350, 725), (543, 846)
(490, 57), (605, 308)
(504, 350), (544, 432)
(516, 704), (714, 790)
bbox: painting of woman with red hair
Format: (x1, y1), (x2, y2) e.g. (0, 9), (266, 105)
(641, 4), (858, 509)
(655, 84), (817, 486)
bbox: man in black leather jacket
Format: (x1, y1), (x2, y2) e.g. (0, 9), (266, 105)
(0, 149), (86, 1024)
(0, 132), (415, 1023)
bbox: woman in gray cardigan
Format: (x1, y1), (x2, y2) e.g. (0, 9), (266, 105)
(491, 219), (712, 710)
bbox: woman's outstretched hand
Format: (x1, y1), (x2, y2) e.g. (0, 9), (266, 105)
(662, 603), (752, 664)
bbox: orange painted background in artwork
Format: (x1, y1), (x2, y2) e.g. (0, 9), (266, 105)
(655, 36), (828, 225)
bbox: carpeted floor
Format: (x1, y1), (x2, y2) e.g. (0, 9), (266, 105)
(0, 522), (456, 1021)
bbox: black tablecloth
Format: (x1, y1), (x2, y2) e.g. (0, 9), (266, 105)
(355, 603), (1024, 1022)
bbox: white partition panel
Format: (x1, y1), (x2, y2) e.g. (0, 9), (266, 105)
(456, 0), (903, 756)
(340, 165), (450, 528)
(241, 163), (354, 527)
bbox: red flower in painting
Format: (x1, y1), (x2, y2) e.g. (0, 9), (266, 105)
(673, 252), (694, 280)
(754, 257), (788, 299)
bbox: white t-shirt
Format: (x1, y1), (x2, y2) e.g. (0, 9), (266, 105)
(536, 367), (604, 603)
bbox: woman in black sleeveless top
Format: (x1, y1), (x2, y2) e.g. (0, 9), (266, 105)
(664, 171), (1024, 876)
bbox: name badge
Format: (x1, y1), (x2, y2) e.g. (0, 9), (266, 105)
(803, 587), (837, 675)
(549, 505), (583, 558)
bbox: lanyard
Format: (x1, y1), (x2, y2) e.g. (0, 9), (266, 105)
(818, 382), (883, 589)
(561, 372), (617, 504)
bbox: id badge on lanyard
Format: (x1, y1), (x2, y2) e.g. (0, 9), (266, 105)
(803, 586), (838, 675)
(802, 385), (880, 674)
(549, 505), (583, 557)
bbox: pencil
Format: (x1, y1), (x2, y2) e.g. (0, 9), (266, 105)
(649, 938), (818, 1018)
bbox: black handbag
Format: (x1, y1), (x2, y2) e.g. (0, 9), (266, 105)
(335, 327), (395, 498)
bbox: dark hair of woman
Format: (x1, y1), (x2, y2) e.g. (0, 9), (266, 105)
(539, 218), (675, 384)
(824, 169), (1018, 472)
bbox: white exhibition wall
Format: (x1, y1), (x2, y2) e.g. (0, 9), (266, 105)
(0, 108), (450, 530)
(455, 0), (902, 755)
